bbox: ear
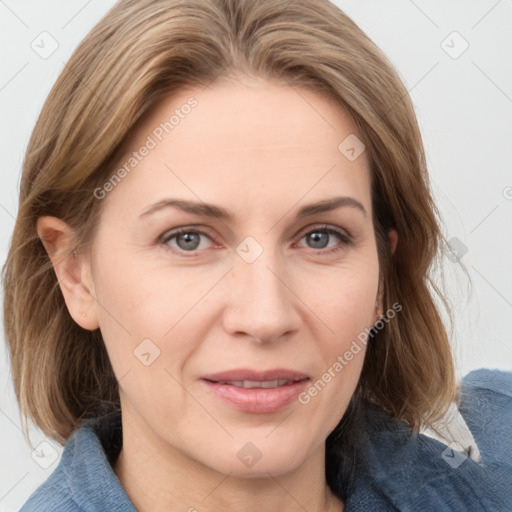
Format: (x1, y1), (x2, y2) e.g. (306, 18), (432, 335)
(388, 228), (398, 255)
(36, 216), (99, 330)
(374, 281), (384, 323)
(373, 229), (398, 322)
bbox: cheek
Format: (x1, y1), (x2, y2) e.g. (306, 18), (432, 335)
(305, 257), (380, 334)
(90, 251), (223, 379)
(317, 281), (373, 386)
(90, 260), (196, 415)
(298, 257), (378, 406)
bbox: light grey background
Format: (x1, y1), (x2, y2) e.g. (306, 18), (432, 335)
(1, 1), (511, 510)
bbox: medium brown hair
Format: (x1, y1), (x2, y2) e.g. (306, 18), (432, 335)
(3, 0), (457, 445)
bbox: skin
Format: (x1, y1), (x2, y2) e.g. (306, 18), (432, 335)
(38, 76), (398, 512)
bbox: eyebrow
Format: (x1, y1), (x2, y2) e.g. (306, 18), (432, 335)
(139, 196), (367, 221)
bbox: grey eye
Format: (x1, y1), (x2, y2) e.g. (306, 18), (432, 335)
(163, 229), (213, 252)
(306, 231), (330, 249)
(175, 232), (201, 251)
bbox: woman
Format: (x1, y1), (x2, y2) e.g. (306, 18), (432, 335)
(3, 0), (511, 510)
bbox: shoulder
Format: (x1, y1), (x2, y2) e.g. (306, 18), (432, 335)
(335, 369), (512, 511)
(458, 369), (512, 466)
(20, 412), (135, 511)
(20, 434), (83, 511)
(459, 367), (512, 417)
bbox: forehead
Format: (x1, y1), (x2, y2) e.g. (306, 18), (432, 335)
(103, 78), (371, 220)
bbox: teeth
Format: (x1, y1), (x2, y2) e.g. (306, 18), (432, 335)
(219, 379), (292, 388)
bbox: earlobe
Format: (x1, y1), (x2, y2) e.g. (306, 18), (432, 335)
(36, 216), (99, 330)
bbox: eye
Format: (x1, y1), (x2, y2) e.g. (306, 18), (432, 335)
(297, 225), (353, 253)
(160, 227), (216, 253)
(159, 224), (353, 256)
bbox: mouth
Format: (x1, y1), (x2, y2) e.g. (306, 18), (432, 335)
(207, 378), (305, 388)
(200, 368), (310, 413)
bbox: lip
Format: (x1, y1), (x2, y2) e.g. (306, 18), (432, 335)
(201, 368), (310, 413)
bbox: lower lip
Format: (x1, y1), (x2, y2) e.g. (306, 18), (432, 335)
(201, 379), (309, 413)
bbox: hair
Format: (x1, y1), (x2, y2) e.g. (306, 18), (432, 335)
(4, 0), (458, 457)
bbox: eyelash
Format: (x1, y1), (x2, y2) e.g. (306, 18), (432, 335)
(159, 224), (353, 257)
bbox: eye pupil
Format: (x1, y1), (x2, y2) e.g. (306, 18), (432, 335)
(307, 232), (329, 249)
(177, 232), (200, 250)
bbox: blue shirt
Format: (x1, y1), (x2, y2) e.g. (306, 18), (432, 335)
(21, 369), (512, 511)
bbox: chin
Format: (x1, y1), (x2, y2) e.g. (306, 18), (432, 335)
(199, 439), (312, 479)
(221, 458), (303, 479)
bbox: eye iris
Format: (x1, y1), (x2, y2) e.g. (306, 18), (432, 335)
(177, 232), (200, 250)
(308, 231), (329, 249)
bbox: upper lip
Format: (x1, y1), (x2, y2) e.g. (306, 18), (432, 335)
(201, 368), (310, 382)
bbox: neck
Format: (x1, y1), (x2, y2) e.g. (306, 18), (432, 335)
(113, 408), (344, 512)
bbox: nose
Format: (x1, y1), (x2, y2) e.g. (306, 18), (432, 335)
(222, 244), (300, 344)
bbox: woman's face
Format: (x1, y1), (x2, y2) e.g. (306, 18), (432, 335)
(82, 77), (384, 476)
